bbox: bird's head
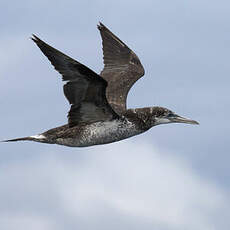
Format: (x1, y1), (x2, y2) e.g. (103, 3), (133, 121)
(149, 107), (199, 127)
(126, 107), (199, 130)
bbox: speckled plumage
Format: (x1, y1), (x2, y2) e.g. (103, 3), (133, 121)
(4, 23), (198, 147)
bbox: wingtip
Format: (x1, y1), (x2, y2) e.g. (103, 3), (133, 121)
(31, 34), (43, 44)
(31, 34), (37, 42)
(97, 22), (106, 31)
(97, 22), (102, 30)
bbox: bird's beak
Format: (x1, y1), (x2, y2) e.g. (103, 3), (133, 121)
(169, 114), (199, 125)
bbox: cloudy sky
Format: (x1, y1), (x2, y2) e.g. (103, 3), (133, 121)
(0, 0), (229, 229)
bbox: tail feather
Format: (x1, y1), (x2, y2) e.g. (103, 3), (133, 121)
(2, 137), (34, 142)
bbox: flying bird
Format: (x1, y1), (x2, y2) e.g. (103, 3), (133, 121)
(4, 23), (198, 147)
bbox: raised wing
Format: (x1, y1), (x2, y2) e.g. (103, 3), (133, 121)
(98, 23), (145, 115)
(32, 35), (119, 127)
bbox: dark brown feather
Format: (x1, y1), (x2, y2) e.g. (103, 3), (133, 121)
(97, 23), (145, 115)
(31, 35), (119, 127)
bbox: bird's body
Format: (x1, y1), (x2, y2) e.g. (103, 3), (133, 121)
(40, 117), (141, 147)
(4, 23), (198, 147)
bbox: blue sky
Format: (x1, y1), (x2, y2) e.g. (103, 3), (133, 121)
(0, 0), (229, 229)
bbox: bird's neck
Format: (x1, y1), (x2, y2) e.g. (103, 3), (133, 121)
(123, 108), (153, 131)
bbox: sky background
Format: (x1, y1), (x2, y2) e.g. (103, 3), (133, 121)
(0, 0), (229, 229)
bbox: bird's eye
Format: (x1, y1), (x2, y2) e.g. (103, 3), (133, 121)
(167, 113), (174, 117)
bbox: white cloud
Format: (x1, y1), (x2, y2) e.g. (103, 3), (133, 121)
(0, 140), (228, 230)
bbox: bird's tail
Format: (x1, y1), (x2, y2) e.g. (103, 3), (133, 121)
(2, 136), (34, 142)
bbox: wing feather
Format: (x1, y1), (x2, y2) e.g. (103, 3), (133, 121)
(32, 35), (119, 127)
(98, 23), (145, 115)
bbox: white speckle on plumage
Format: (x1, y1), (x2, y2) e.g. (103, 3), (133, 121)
(84, 119), (139, 145)
(150, 107), (153, 114)
(30, 134), (45, 139)
(53, 119), (141, 147)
